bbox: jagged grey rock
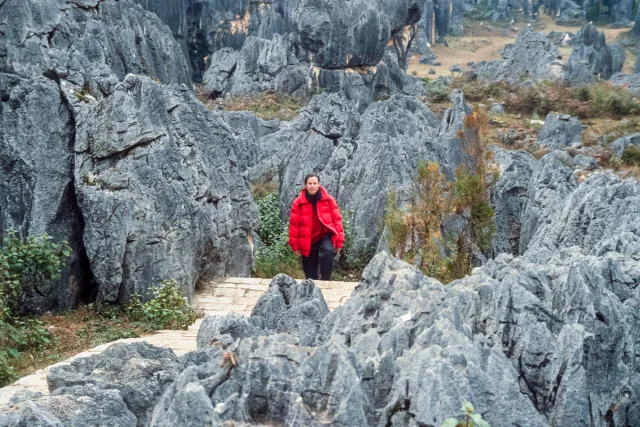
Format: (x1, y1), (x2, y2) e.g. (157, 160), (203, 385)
(45, 342), (180, 426)
(476, 27), (564, 84)
(1, 0), (191, 94)
(536, 113), (583, 149)
(611, 133), (640, 157)
(490, 149), (537, 256)
(518, 153), (579, 254)
(197, 275), (330, 348)
(566, 23), (624, 85)
(0, 73), (93, 313)
(292, 0), (422, 69)
(134, 0), (288, 81)
(202, 35), (303, 99)
(0, 385), (137, 427)
(556, 0), (585, 25)
(572, 154), (598, 170)
(72, 75), (258, 303)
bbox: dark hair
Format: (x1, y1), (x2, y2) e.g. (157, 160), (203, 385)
(304, 173), (320, 184)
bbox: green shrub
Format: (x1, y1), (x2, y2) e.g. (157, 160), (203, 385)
(441, 401), (490, 427)
(126, 279), (197, 331)
(0, 229), (69, 387)
(253, 191), (302, 278)
(621, 145), (640, 166)
(425, 82), (452, 103)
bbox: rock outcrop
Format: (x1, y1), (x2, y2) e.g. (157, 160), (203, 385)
(228, 90), (471, 258)
(6, 228), (640, 425)
(475, 27), (565, 85)
(134, 0), (289, 81)
(71, 75), (258, 304)
(197, 274), (329, 348)
(566, 23), (624, 85)
(535, 113), (583, 149)
(1, 0), (259, 311)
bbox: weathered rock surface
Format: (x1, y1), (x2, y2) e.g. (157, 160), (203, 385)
(536, 113), (583, 149)
(235, 91), (470, 257)
(566, 23), (624, 85)
(134, 0), (289, 81)
(2, 342), (180, 427)
(7, 229), (638, 425)
(1, 0), (260, 311)
(1, 0), (191, 93)
(72, 74), (258, 303)
(476, 27), (564, 84)
(611, 132), (640, 157)
(202, 34), (305, 98)
(197, 275), (329, 348)
(0, 73), (94, 313)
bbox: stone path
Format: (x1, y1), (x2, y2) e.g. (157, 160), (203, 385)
(0, 277), (357, 406)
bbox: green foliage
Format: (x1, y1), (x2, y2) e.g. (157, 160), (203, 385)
(621, 145), (640, 166)
(425, 81), (452, 103)
(441, 401), (491, 427)
(253, 191), (303, 279)
(383, 107), (497, 283)
(256, 192), (285, 246)
(0, 229), (69, 387)
(126, 279), (197, 331)
(334, 209), (371, 276)
(502, 82), (640, 119)
(453, 79), (506, 102)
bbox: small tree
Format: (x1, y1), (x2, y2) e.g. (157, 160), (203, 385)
(383, 106), (498, 282)
(451, 106), (498, 275)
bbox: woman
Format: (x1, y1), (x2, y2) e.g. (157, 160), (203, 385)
(288, 174), (344, 281)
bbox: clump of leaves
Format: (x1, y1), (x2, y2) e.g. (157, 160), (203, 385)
(126, 279), (197, 331)
(253, 191), (303, 279)
(441, 401), (491, 427)
(384, 106), (497, 283)
(621, 145), (640, 166)
(0, 229), (70, 387)
(425, 81), (452, 103)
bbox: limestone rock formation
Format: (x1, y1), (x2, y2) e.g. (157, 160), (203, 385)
(72, 75), (258, 304)
(6, 232), (639, 425)
(566, 23), (624, 85)
(229, 91), (470, 257)
(134, 0), (289, 81)
(1, 0), (191, 95)
(536, 113), (583, 149)
(476, 27), (564, 85)
(1, 0), (259, 311)
(197, 275), (329, 348)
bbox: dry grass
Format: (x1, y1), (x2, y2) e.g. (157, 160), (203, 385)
(11, 306), (150, 378)
(408, 14), (638, 79)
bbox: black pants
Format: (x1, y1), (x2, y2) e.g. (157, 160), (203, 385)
(301, 233), (335, 281)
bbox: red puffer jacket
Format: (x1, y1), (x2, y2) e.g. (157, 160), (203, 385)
(288, 187), (345, 257)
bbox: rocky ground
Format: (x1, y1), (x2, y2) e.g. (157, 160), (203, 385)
(2, 0), (640, 425)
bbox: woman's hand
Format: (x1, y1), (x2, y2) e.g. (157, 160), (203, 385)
(294, 250), (301, 256)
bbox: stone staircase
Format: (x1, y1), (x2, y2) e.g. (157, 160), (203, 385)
(0, 277), (358, 406)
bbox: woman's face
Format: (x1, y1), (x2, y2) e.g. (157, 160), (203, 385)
(306, 177), (319, 195)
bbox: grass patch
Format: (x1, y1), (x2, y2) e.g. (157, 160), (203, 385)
(622, 145), (640, 166)
(219, 92), (302, 121)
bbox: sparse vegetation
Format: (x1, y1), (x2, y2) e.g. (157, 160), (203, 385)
(384, 107), (497, 282)
(217, 92), (302, 121)
(425, 80), (452, 103)
(441, 401), (491, 427)
(502, 81), (640, 119)
(0, 229), (197, 387)
(622, 145), (640, 166)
